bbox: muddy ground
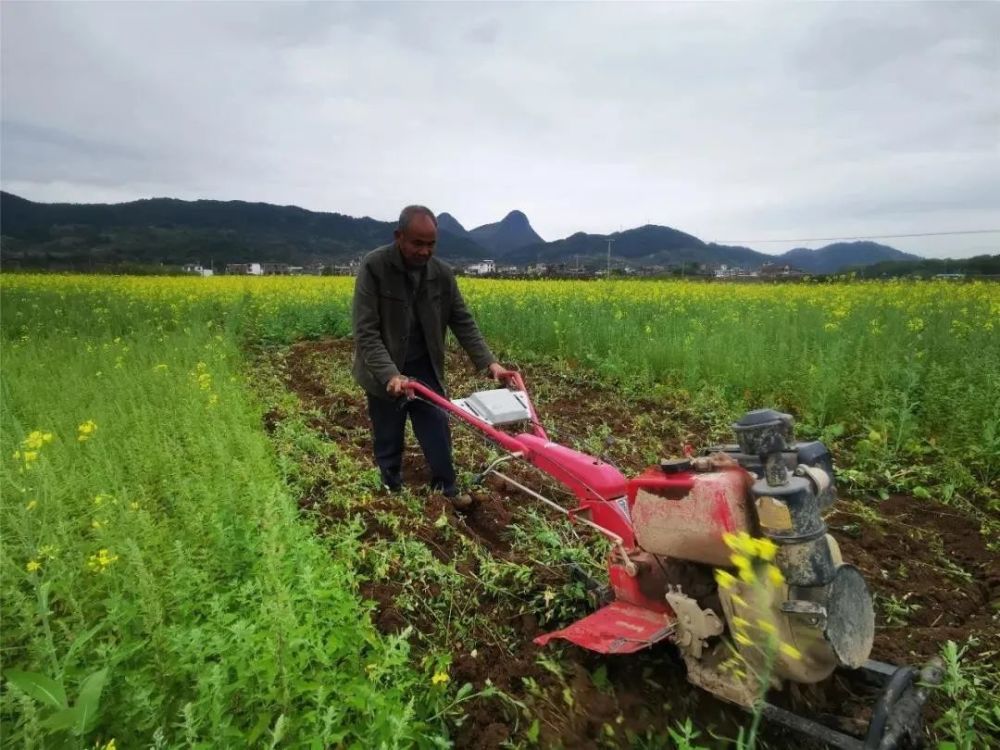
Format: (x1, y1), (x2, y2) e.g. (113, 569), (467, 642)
(260, 338), (999, 749)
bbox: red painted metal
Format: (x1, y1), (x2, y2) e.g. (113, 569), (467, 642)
(506, 371), (548, 440)
(406, 381), (527, 454)
(608, 562), (670, 612)
(626, 467), (697, 503)
(627, 467), (754, 567)
(533, 600), (675, 654)
(515, 434), (628, 501)
(405, 378), (679, 648)
(514, 434), (634, 546)
(405, 381), (634, 545)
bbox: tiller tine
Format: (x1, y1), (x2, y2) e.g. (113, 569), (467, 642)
(534, 601), (674, 654)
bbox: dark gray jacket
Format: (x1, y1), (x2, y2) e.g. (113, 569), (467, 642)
(352, 244), (496, 399)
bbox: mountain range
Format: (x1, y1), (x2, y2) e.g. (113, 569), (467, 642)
(0, 191), (922, 273)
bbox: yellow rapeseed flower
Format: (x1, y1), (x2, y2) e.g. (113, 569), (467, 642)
(86, 549), (118, 572)
(77, 420), (98, 442)
(23, 430), (54, 450)
(714, 569), (737, 590)
(26, 560), (41, 573)
(780, 643), (803, 660)
(431, 671), (450, 686)
(730, 553), (751, 571)
(767, 565), (785, 586)
(756, 618), (778, 635)
(756, 538), (778, 562)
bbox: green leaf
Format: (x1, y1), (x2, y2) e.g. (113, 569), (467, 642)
(73, 667), (108, 734)
(247, 712), (272, 745)
(61, 622), (105, 674)
(590, 664), (610, 692)
(4, 670), (68, 709)
(40, 705), (82, 732)
(455, 682), (473, 701)
(526, 718), (540, 743)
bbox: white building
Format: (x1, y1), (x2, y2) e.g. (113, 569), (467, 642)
(714, 264), (756, 279)
(466, 259), (496, 275)
(183, 263), (214, 277)
(225, 263), (263, 275)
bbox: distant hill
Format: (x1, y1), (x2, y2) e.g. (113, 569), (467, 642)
(0, 192), (490, 268)
(847, 254), (1000, 278)
(468, 210), (544, 255)
(436, 212), (471, 239)
(775, 241), (921, 274)
(506, 224), (770, 268)
(1, 191), (926, 274)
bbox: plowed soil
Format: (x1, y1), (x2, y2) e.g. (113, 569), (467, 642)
(262, 337), (999, 749)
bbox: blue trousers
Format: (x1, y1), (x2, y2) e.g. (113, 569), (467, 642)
(366, 355), (456, 495)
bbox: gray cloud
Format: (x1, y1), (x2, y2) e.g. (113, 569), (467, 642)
(1, 1), (997, 258)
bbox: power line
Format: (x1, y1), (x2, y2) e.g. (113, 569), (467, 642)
(715, 229), (1000, 244)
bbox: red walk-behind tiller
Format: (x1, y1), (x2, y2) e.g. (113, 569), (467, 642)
(405, 374), (942, 750)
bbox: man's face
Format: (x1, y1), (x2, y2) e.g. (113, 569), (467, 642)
(395, 214), (437, 267)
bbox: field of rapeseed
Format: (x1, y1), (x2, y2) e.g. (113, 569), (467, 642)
(0, 275), (456, 747)
(6, 273), (997, 504)
(463, 277), (999, 509)
(2, 273), (998, 747)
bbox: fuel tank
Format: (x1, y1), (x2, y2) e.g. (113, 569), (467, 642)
(627, 467), (754, 566)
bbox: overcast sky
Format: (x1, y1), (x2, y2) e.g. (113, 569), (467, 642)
(2, 2), (998, 258)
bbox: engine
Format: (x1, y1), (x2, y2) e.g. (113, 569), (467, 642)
(625, 409), (875, 704)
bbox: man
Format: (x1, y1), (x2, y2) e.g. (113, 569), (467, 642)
(352, 205), (512, 509)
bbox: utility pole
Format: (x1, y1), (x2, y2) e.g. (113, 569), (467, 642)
(606, 238), (615, 277)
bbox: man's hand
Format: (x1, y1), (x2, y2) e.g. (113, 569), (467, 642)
(386, 374), (410, 397)
(488, 362), (515, 383)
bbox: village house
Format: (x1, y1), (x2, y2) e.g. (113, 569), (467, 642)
(183, 263), (214, 277)
(466, 259), (496, 275)
(225, 263), (263, 275)
(261, 263), (291, 275)
(714, 264), (756, 279)
(759, 263), (805, 279)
